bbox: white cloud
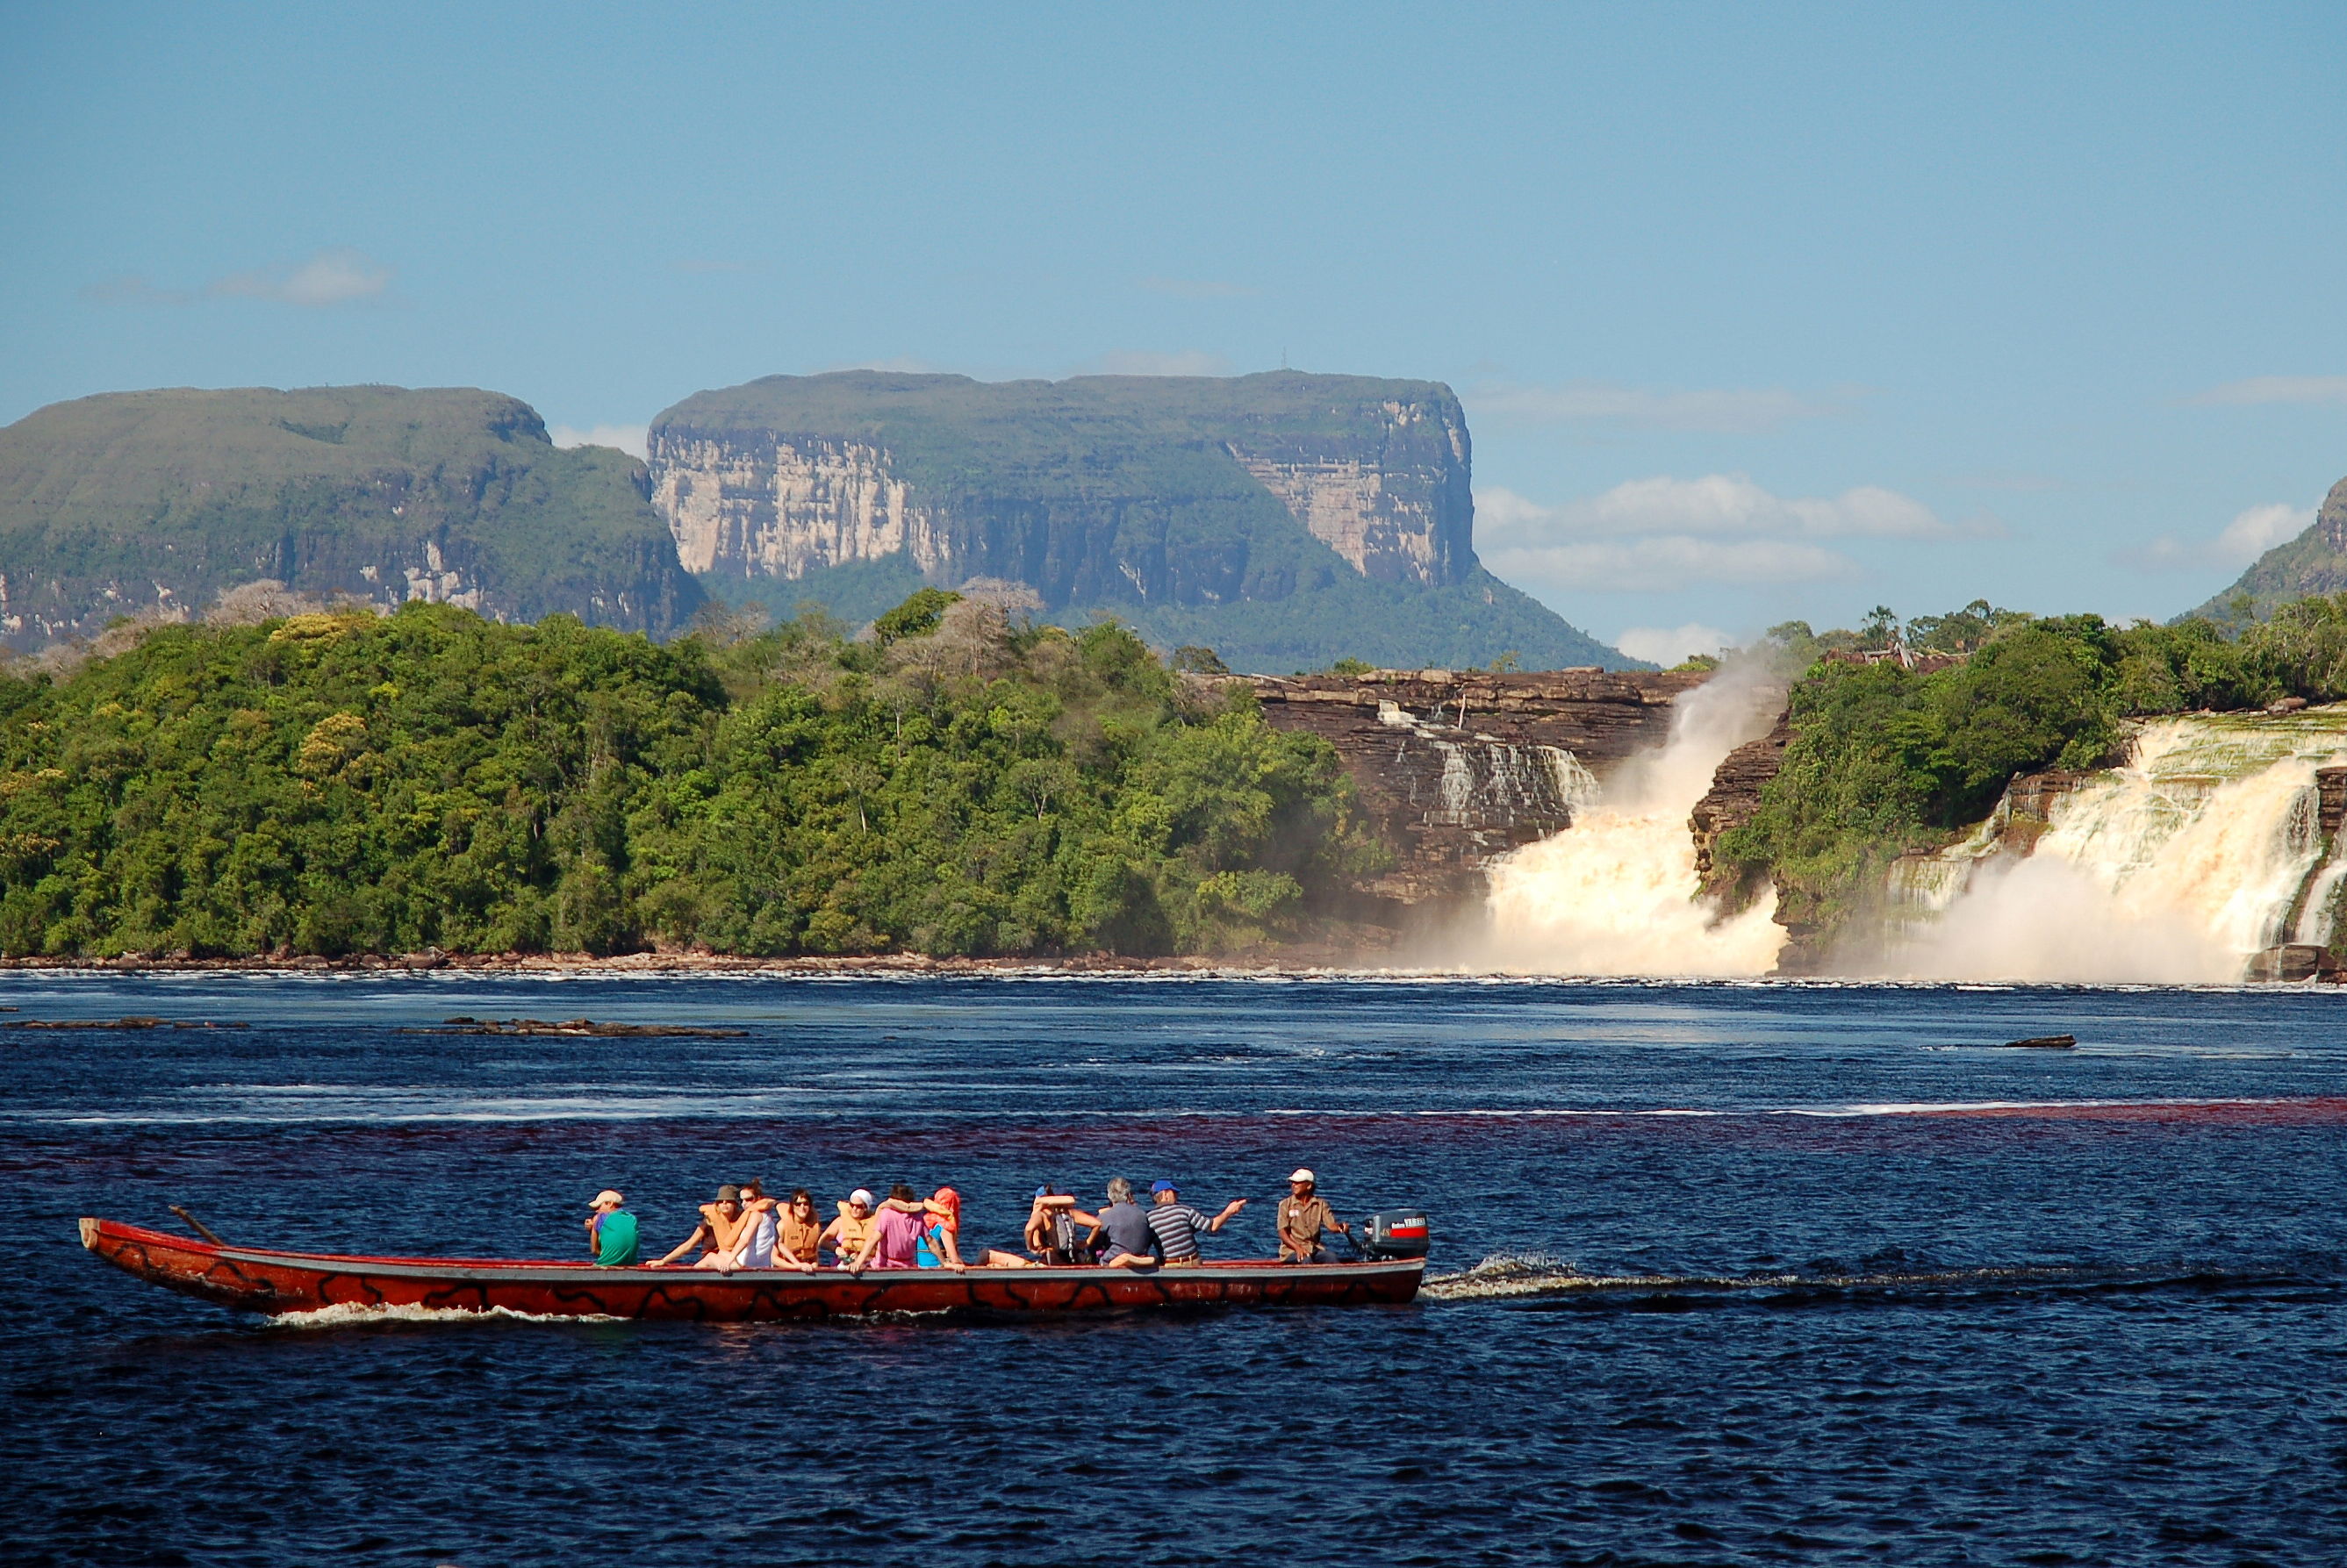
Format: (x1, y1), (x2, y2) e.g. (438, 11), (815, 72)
(1138, 276), (1257, 299)
(208, 247), (394, 307)
(550, 424), (650, 461)
(1467, 380), (1842, 434)
(1475, 475), (1963, 592)
(2116, 501), (2314, 573)
(2215, 502), (2311, 558)
(2187, 376), (2347, 408)
(1080, 348), (1232, 376)
(1486, 535), (1858, 591)
(1481, 476), (1956, 542)
(1614, 623), (1734, 666)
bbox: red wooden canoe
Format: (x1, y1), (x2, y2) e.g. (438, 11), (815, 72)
(79, 1218), (1425, 1321)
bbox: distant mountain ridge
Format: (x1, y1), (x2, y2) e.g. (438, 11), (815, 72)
(2190, 474), (2347, 623)
(0, 385), (703, 647)
(648, 370), (1633, 671)
(0, 374), (1632, 672)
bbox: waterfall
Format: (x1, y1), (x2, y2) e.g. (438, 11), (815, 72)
(1380, 699), (1602, 830)
(1895, 713), (2347, 984)
(1482, 669), (1786, 977)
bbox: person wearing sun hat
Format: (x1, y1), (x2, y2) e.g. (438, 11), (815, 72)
(1275, 1168), (1346, 1264)
(583, 1189), (639, 1267)
(652, 1185), (753, 1270)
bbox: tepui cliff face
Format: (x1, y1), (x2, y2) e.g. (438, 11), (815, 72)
(647, 370), (1623, 672)
(0, 385), (704, 648)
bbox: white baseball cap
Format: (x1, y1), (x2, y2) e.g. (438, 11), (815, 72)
(849, 1188), (876, 1207)
(1288, 1168), (1315, 1184)
(588, 1189), (624, 1209)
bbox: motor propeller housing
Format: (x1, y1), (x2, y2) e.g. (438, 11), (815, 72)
(1357, 1210), (1430, 1259)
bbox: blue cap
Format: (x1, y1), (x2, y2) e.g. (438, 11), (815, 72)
(1152, 1180), (1178, 1193)
(1035, 1185), (1051, 1198)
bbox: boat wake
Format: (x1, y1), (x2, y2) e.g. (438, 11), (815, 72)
(1423, 1252), (2336, 1305)
(266, 1301), (628, 1329)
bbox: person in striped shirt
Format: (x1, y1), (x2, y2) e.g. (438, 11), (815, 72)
(1143, 1180), (1247, 1265)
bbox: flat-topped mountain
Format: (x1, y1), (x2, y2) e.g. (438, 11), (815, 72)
(0, 385), (702, 647)
(648, 370), (1630, 670)
(2190, 473), (2347, 623)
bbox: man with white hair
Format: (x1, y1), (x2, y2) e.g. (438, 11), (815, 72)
(1276, 1168), (1348, 1264)
(1084, 1177), (1163, 1269)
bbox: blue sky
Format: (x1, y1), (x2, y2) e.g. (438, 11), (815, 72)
(6, 4), (2344, 662)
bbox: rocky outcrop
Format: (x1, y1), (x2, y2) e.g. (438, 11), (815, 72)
(1244, 667), (1702, 905)
(2319, 764), (2347, 840)
(653, 434), (945, 581)
(0, 386), (703, 648)
(648, 370), (1628, 672)
(1222, 397), (1471, 586)
(1690, 710), (1792, 902)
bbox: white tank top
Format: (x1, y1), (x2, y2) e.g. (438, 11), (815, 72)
(743, 1208), (777, 1268)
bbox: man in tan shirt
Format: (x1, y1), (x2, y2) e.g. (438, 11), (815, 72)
(1275, 1168), (1348, 1263)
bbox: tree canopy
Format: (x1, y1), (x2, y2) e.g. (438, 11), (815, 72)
(0, 595), (1380, 959)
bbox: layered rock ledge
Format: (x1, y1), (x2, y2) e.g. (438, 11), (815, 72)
(1242, 668), (1702, 907)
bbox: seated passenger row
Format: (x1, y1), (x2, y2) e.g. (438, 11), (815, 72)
(582, 1169), (1350, 1270)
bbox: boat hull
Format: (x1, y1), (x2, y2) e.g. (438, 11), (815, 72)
(79, 1219), (1425, 1320)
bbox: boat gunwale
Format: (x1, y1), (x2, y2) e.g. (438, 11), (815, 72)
(82, 1217), (1428, 1288)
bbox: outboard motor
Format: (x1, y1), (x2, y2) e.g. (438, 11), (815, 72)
(1357, 1210), (1430, 1259)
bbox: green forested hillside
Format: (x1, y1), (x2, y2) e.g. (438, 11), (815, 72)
(0, 595), (1376, 958)
(0, 385), (702, 646)
(2187, 476), (2347, 624)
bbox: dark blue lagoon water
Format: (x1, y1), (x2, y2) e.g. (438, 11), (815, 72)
(6, 973), (2347, 1566)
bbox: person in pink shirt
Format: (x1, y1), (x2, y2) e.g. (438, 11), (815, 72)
(847, 1184), (929, 1273)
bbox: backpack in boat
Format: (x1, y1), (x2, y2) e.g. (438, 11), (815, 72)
(1044, 1209), (1091, 1266)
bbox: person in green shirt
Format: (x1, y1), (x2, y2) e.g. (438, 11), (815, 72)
(585, 1189), (639, 1266)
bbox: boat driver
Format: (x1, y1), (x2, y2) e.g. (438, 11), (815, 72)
(1276, 1168), (1348, 1264)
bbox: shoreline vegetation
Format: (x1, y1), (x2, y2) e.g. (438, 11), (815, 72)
(0, 949), (1367, 974)
(1717, 595), (2347, 949)
(0, 589), (1386, 963)
(13, 582), (2347, 970)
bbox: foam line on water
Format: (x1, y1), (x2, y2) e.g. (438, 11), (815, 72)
(267, 1302), (628, 1328)
(1423, 1253), (2327, 1303)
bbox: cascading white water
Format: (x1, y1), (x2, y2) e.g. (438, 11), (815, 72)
(1482, 667), (1786, 976)
(1895, 714), (2347, 984)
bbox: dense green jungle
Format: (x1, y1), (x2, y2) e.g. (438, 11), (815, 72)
(1715, 594), (2347, 943)
(9, 582), (2347, 962)
(0, 591), (1380, 959)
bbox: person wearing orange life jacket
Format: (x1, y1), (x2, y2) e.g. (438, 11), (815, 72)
(653, 1185), (755, 1271)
